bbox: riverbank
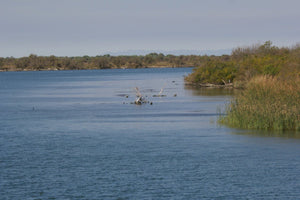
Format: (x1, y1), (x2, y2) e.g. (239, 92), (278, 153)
(0, 65), (191, 72)
(185, 82), (234, 88)
(186, 41), (300, 132)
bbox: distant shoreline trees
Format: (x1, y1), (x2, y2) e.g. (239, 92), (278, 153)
(0, 53), (210, 72)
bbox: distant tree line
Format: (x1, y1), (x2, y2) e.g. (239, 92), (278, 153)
(0, 53), (213, 71)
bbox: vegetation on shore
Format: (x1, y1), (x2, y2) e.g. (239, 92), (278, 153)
(185, 41), (300, 88)
(185, 41), (300, 132)
(219, 76), (300, 131)
(0, 53), (209, 71)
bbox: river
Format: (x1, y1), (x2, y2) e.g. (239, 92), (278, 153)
(0, 68), (299, 199)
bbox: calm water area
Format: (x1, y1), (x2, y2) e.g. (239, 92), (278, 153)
(1, 68), (300, 199)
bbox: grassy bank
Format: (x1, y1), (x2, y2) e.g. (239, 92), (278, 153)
(219, 76), (300, 131)
(185, 41), (300, 132)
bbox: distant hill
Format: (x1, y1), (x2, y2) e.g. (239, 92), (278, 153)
(106, 49), (232, 56)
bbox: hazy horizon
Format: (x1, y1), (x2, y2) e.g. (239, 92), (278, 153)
(2, 48), (233, 58)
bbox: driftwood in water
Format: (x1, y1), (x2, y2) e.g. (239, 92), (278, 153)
(152, 87), (167, 97)
(134, 87), (152, 105)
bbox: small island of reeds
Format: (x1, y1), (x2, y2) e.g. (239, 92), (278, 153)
(185, 41), (300, 132)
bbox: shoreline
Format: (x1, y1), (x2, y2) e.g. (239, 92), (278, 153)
(185, 81), (234, 88)
(0, 65), (193, 73)
(0, 53), (201, 72)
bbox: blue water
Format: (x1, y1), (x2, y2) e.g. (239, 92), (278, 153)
(0, 68), (300, 199)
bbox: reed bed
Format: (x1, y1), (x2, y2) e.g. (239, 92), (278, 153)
(219, 76), (300, 131)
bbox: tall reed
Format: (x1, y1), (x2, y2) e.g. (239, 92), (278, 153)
(219, 76), (300, 131)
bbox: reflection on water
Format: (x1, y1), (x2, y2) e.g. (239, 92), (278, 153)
(232, 129), (300, 139)
(184, 85), (237, 96)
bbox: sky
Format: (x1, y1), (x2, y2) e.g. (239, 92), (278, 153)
(0, 0), (300, 57)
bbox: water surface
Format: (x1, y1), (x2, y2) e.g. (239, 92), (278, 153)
(0, 68), (300, 199)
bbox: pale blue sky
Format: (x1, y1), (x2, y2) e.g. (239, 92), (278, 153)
(1, 0), (299, 57)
